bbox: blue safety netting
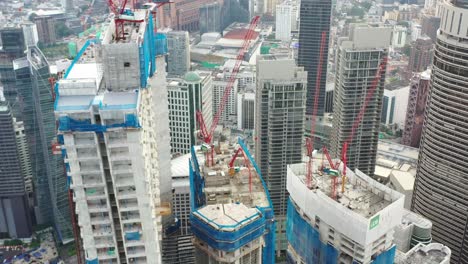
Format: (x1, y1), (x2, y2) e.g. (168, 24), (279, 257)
(165, 217), (181, 236)
(371, 245), (396, 264)
(287, 198), (338, 264)
(86, 258), (98, 264)
(238, 137), (276, 264)
(189, 146), (205, 211)
(148, 12), (156, 76)
(155, 33), (167, 56)
(125, 231), (141, 241)
(191, 208), (266, 252)
(58, 114), (140, 132)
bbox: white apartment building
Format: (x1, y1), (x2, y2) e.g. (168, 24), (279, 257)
(212, 76), (238, 128)
(167, 71), (213, 155)
(381, 86), (410, 128)
(54, 9), (172, 264)
(237, 91), (255, 130)
(275, 1), (298, 41)
(286, 161), (405, 263)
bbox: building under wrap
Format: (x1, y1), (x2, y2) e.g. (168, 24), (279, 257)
(54, 8), (172, 264)
(286, 160), (405, 264)
(189, 137), (276, 264)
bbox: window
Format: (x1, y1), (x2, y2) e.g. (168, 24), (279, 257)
(124, 62), (131, 67)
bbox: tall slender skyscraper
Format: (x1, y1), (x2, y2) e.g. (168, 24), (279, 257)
(330, 25), (391, 176)
(255, 55), (307, 251)
(412, 1), (468, 263)
(298, 0), (332, 115)
(0, 27), (26, 117)
(14, 47), (73, 242)
(0, 101), (32, 239)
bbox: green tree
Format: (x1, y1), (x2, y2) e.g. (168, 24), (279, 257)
(402, 44), (412, 57)
(360, 2), (372, 10)
(55, 22), (72, 38)
(348, 6), (365, 18)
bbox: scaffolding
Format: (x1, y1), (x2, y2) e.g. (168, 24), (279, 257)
(189, 137), (275, 263)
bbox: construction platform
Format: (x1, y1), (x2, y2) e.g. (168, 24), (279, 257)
(189, 137), (275, 264)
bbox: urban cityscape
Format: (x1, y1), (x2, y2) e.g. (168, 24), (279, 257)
(0, 0), (465, 263)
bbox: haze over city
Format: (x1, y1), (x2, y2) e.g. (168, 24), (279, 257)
(0, 0), (466, 263)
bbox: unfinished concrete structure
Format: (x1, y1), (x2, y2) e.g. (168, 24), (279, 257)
(255, 55), (307, 251)
(286, 159), (405, 263)
(331, 25), (391, 176)
(54, 9), (172, 263)
(190, 138), (275, 263)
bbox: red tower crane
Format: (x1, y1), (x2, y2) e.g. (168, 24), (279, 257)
(196, 16), (260, 167)
(107, 0), (144, 41)
(305, 31), (327, 188)
(321, 57), (388, 199)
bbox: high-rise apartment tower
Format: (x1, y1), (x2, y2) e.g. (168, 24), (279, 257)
(54, 11), (172, 263)
(331, 25), (391, 176)
(255, 55), (307, 251)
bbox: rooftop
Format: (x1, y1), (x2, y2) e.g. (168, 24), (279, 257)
(193, 141), (270, 208)
(103, 9), (148, 45)
(288, 159), (402, 219)
(193, 203), (260, 231)
(397, 243), (451, 264)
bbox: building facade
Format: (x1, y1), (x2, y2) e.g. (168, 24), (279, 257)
(255, 55), (307, 251)
(161, 154), (195, 264)
(402, 70), (431, 148)
(212, 77), (238, 128)
(286, 162), (405, 263)
(275, 1), (296, 42)
(14, 47), (73, 242)
(159, 0), (213, 31)
(407, 36), (433, 79)
(199, 2), (223, 34)
(421, 13), (441, 42)
(298, 0), (332, 116)
(391, 25), (408, 48)
(411, 1), (468, 263)
(166, 31), (190, 77)
(237, 91), (255, 130)
(331, 25), (391, 176)
(381, 86), (410, 128)
(190, 138), (275, 264)
(0, 101), (32, 239)
(167, 72), (213, 155)
(54, 10), (172, 263)
(0, 27), (26, 118)
(35, 16), (56, 46)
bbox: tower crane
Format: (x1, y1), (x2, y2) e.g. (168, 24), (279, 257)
(196, 16), (260, 167)
(305, 31), (327, 188)
(321, 57), (388, 199)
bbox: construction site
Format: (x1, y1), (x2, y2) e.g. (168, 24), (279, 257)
(52, 1), (173, 263)
(189, 137), (275, 264)
(286, 158), (405, 264)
